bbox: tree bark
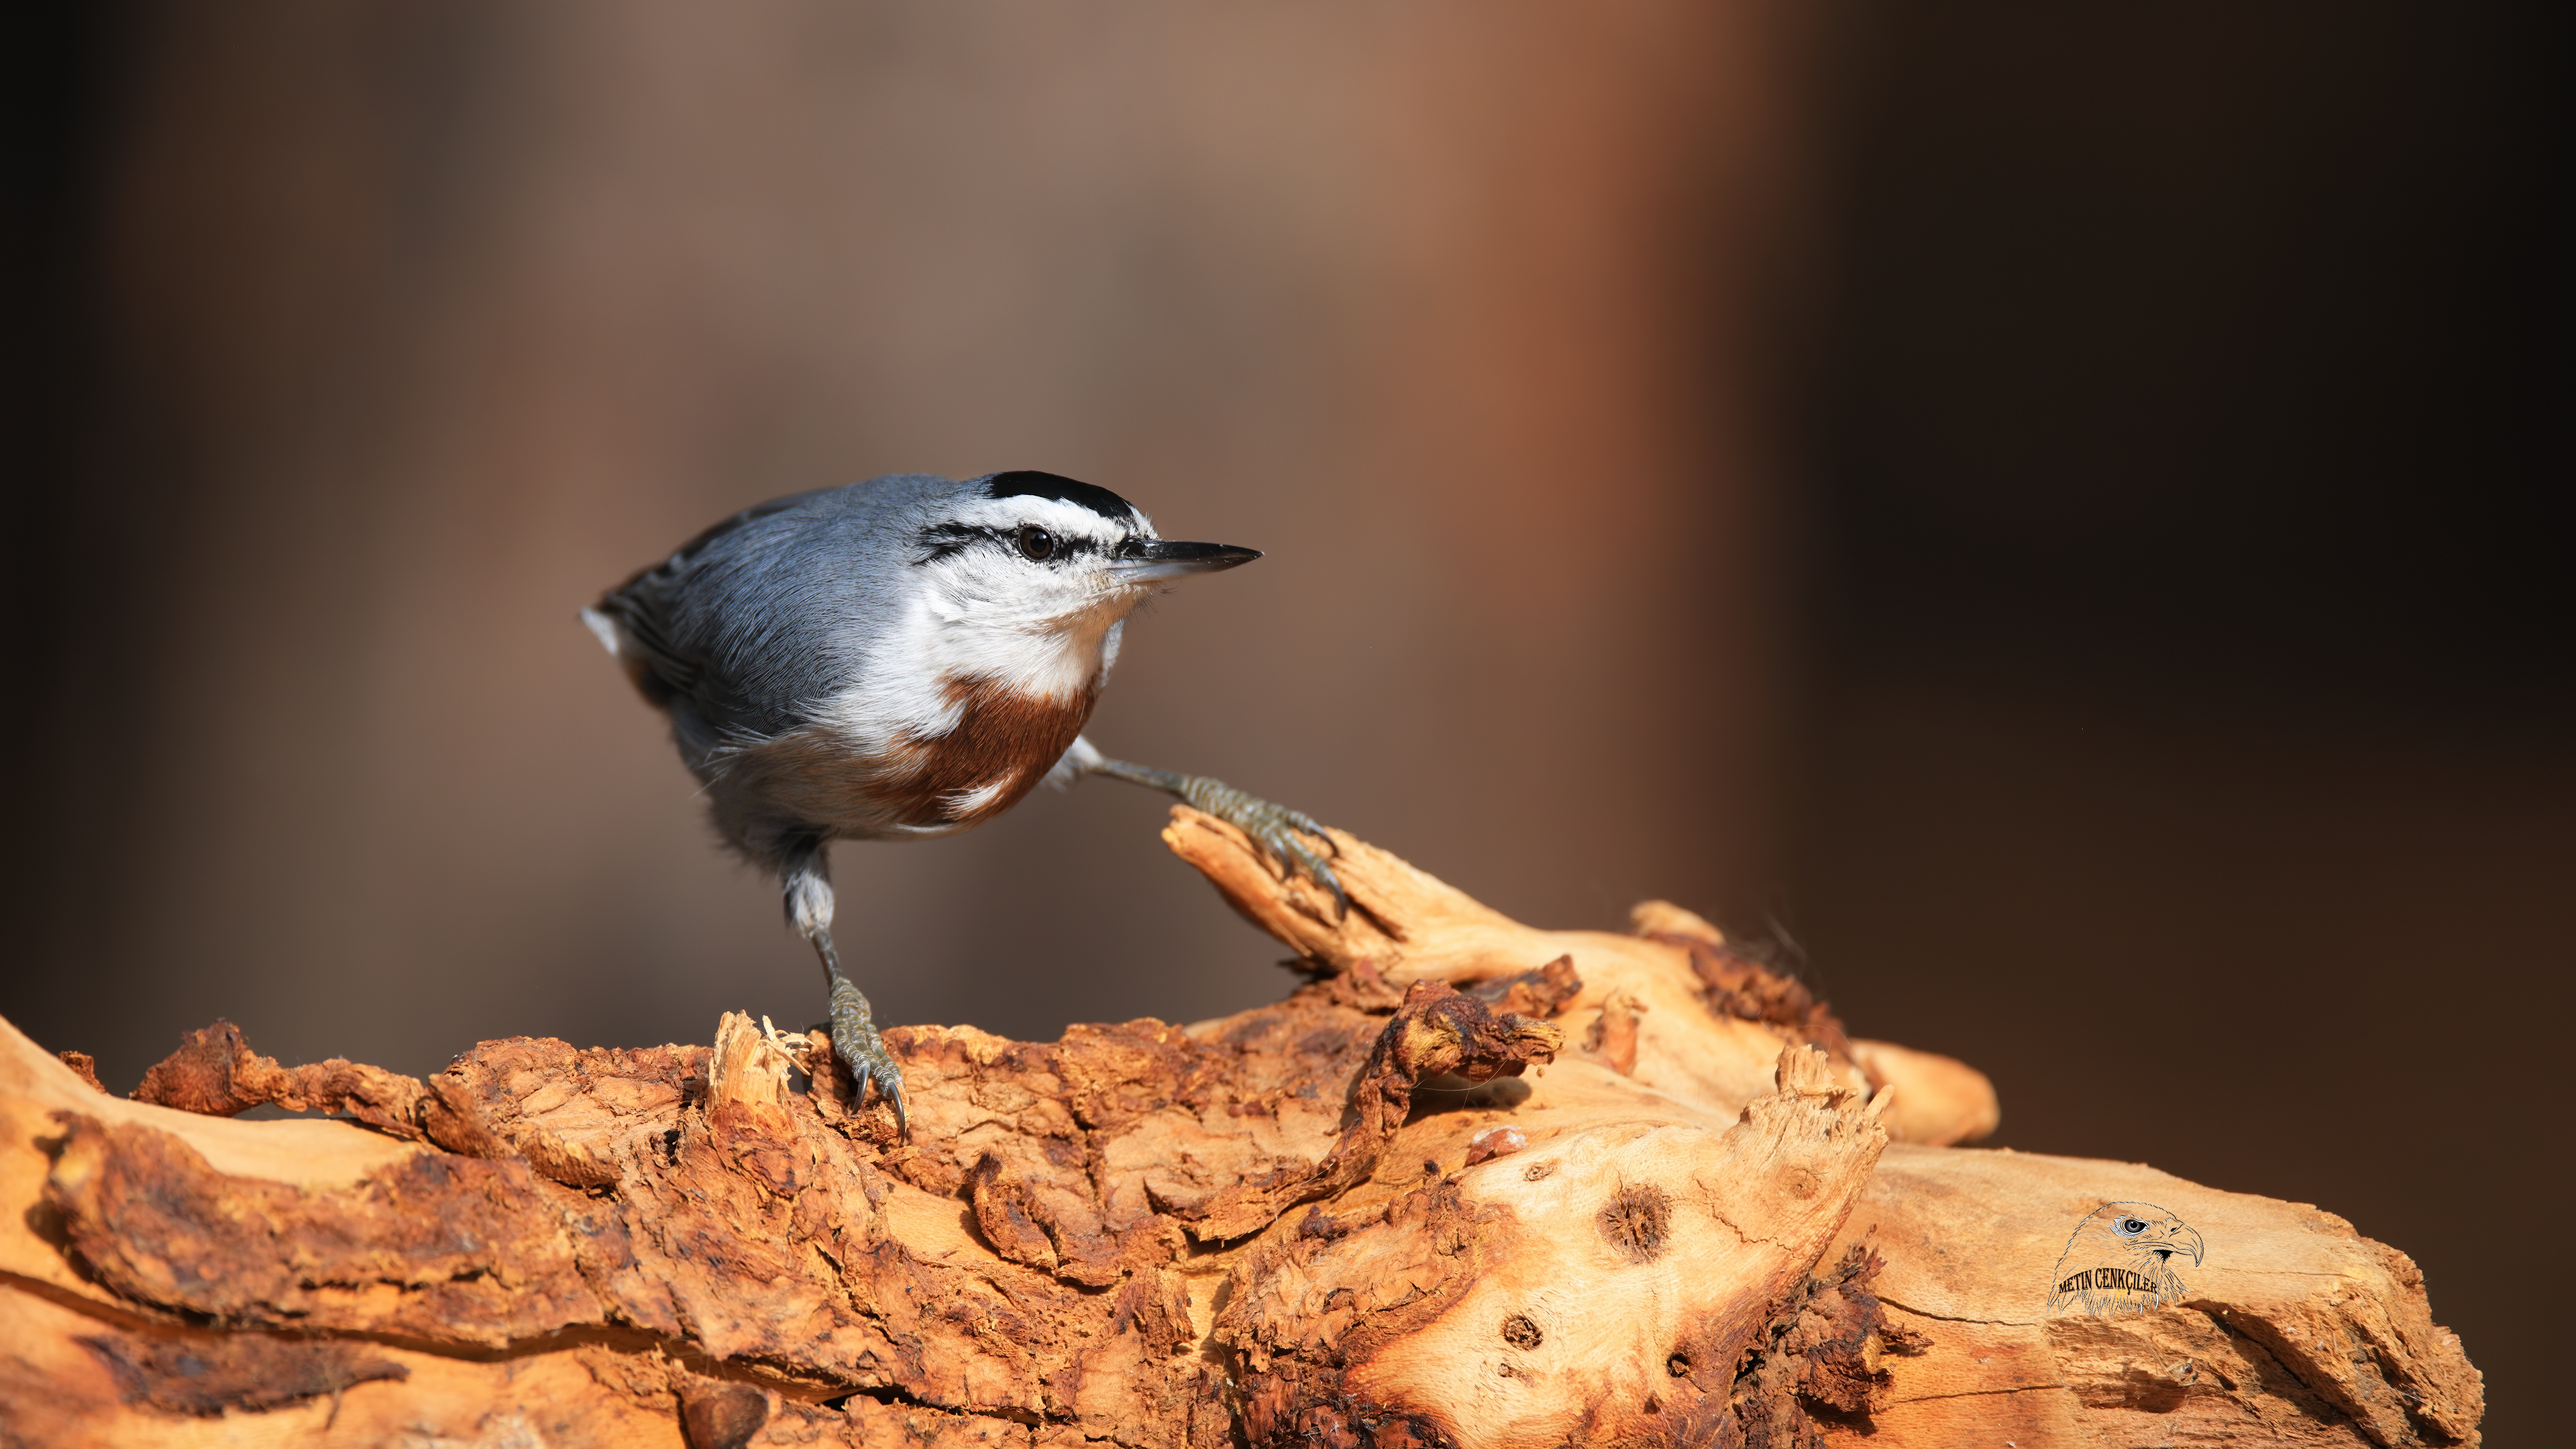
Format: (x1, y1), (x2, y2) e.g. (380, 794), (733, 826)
(0, 810), (2479, 1446)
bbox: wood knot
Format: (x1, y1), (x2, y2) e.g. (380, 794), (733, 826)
(1782, 1165), (1821, 1199)
(1598, 1182), (1672, 1263)
(1501, 1313), (1543, 1349)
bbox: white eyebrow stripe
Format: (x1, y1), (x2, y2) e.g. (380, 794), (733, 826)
(944, 496), (1146, 544)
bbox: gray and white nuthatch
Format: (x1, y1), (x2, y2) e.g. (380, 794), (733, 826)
(583, 470), (1340, 1134)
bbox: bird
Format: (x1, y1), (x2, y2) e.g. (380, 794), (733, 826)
(580, 470), (1342, 1137)
(2044, 1201), (2206, 1319)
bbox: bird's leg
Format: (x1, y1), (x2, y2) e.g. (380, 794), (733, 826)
(782, 844), (908, 1138)
(1059, 738), (1346, 916)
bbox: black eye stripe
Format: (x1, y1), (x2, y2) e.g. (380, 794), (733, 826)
(912, 523), (1103, 565)
(916, 523), (979, 563)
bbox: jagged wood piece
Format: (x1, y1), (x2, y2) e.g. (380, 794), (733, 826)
(1161, 808), (2000, 1147)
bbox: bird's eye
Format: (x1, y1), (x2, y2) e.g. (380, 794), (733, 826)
(1015, 525), (1057, 561)
(2116, 1218), (2147, 1235)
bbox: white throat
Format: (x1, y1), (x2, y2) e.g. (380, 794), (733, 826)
(832, 577), (1134, 751)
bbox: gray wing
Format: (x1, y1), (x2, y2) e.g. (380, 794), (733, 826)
(586, 488), (835, 737)
(583, 474), (958, 757)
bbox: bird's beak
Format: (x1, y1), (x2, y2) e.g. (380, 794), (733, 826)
(1112, 539), (1263, 584)
(2165, 1226), (2207, 1267)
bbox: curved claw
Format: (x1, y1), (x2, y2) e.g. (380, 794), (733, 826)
(1279, 807), (1342, 858)
(1274, 828), (1348, 919)
(848, 1057), (909, 1140)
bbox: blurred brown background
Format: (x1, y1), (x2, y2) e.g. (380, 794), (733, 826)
(5, 2), (2565, 1437)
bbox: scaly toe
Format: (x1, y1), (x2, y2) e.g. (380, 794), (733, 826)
(1177, 774), (1346, 917)
(827, 983), (912, 1140)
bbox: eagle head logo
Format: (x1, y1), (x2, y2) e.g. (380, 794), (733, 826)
(2045, 1201), (2205, 1319)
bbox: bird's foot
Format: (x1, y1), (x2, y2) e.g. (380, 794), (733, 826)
(1173, 775), (1346, 917)
(824, 973), (908, 1140)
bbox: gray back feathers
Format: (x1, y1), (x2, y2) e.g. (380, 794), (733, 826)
(593, 472), (967, 757)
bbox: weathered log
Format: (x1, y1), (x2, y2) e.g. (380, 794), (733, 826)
(0, 809), (2479, 1446)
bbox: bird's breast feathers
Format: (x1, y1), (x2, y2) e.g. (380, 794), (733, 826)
(875, 673), (1099, 830)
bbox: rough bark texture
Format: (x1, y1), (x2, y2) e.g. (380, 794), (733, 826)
(0, 809), (2479, 1446)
